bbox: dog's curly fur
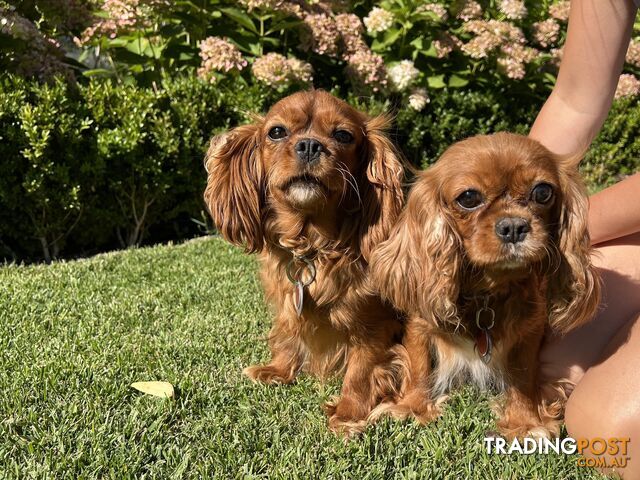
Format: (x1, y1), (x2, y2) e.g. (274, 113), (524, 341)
(204, 90), (406, 435)
(369, 132), (601, 439)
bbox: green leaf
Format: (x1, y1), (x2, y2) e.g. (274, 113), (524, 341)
(82, 69), (115, 77)
(126, 38), (151, 56)
(261, 37), (281, 47)
(371, 28), (402, 52)
(266, 19), (302, 35)
(220, 7), (259, 34)
(448, 75), (469, 88)
(164, 42), (196, 60)
(427, 75), (446, 89)
(112, 49), (148, 64)
(102, 38), (129, 48)
(420, 42), (439, 58)
(409, 36), (424, 50)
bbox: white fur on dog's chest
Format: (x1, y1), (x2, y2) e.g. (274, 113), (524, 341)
(431, 336), (507, 398)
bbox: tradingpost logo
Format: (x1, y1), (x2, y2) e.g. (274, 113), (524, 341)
(484, 436), (631, 469)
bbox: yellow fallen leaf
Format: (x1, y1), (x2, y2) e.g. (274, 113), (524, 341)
(131, 381), (174, 399)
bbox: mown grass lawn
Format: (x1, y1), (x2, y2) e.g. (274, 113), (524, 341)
(0, 237), (605, 479)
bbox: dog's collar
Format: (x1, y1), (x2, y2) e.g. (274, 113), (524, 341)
(285, 252), (316, 318)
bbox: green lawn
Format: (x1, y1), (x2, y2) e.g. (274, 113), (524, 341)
(0, 238), (605, 479)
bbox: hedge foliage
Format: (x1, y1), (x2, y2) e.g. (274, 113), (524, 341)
(0, 75), (637, 262)
(0, 75), (277, 261)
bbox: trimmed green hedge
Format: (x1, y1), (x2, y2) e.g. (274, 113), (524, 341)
(0, 76), (278, 261)
(0, 75), (637, 261)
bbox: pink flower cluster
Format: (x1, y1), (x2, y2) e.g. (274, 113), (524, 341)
(335, 13), (364, 55)
(0, 7), (73, 81)
(417, 3), (448, 21)
(302, 13), (340, 56)
(456, 0), (482, 21)
(30, 0), (93, 31)
(548, 1), (571, 22)
(239, 0), (280, 11)
(345, 48), (387, 92)
(615, 74), (640, 99)
(549, 47), (564, 68)
(498, 44), (537, 79)
(499, 0), (527, 20)
(300, 10), (367, 58)
(251, 53), (313, 87)
(433, 32), (462, 58)
(460, 20), (541, 79)
(461, 20), (525, 59)
(532, 19), (560, 48)
(626, 39), (640, 68)
(81, 0), (166, 42)
(297, 8), (386, 92)
(197, 37), (247, 82)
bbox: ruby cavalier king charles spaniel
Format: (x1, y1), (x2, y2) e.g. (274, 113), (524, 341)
(370, 132), (600, 439)
(204, 90), (406, 435)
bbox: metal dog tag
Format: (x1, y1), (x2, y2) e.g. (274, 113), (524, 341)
(286, 255), (316, 319)
(293, 281), (304, 317)
(474, 303), (495, 364)
(475, 328), (493, 364)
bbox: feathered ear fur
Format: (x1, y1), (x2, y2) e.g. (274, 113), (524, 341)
(369, 169), (462, 324)
(203, 123), (264, 253)
(358, 114), (406, 262)
(547, 155), (601, 333)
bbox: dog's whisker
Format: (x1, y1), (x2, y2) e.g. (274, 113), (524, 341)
(336, 162), (361, 208)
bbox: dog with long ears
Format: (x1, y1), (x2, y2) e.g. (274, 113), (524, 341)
(204, 90), (406, 435)
(370, 132), (600, 439)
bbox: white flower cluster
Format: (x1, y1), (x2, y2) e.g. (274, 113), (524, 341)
(388, 60), (419, 92)
(363, 7), (394, 34)
(408, 88), (430, 111)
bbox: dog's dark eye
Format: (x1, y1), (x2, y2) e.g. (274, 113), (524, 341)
(456, 189), (484, 210)
(531, 183), (554, 204)
(333, 130), (353, 144)
(268, 126), (288, 140)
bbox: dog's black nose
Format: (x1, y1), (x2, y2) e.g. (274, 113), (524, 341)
(495, 217), (530, 244)
(295, 138), (324, 164)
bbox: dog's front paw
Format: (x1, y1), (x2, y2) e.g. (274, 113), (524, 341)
(243, 364), (295, 385)
(496, 419), (560, 441)
(324, 396), (368, 438)
(369, 391), (446, 425)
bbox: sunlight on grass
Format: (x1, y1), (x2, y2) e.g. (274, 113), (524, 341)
(0, 238), (605, 479)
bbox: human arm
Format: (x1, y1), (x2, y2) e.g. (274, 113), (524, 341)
(588, 173), (640, 245)
(529, 0), (640, 245)
(530, 0), (637, 156)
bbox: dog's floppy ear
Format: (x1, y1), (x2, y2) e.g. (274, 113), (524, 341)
(358, 114), (406, 262)
(369, 169), (462, 324)
(547, 155), (601, 334)
(204, 123), (264, 253)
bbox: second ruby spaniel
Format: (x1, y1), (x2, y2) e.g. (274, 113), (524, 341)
(204, 90), (406, 435)
(370, 133), (601, 439)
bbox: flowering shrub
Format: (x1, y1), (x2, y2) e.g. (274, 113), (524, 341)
(4, 0), (640, 104)
(0, 1), (89, 82)
(197, 37), (248, 82)
(2, 1), (640, 260)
